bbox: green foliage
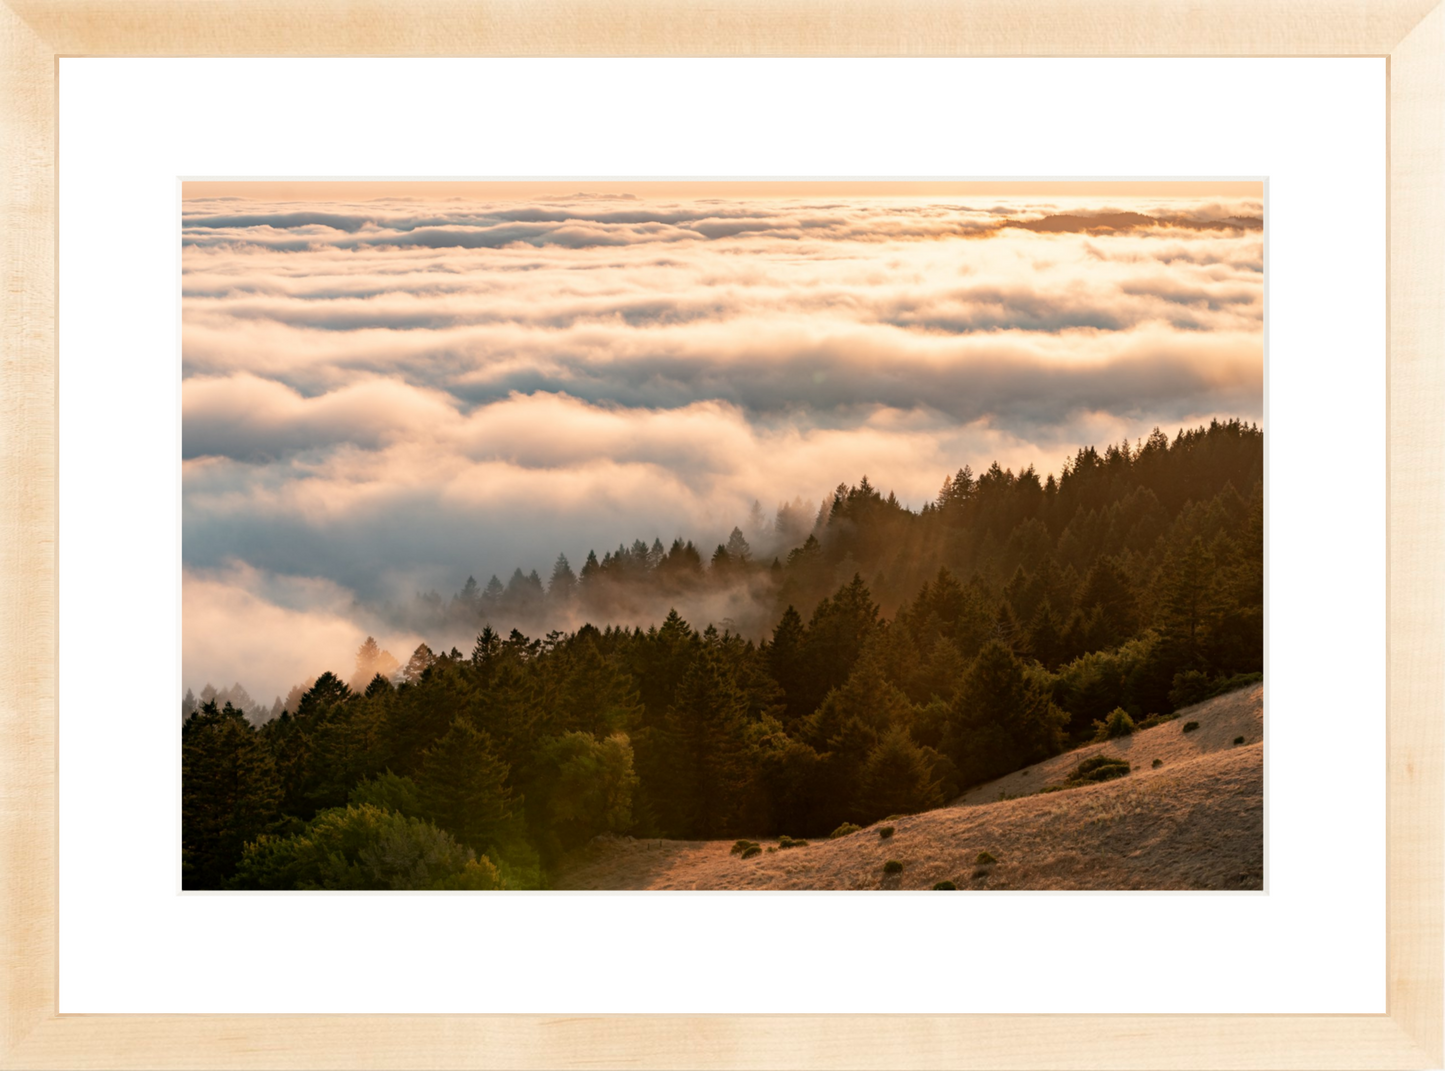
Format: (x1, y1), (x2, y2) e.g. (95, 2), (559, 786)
(855, 727), (944, 824)
(1092, 707), (1136, 741)
(1170, 669), (1263, 709)
(184, 421), (1262, 888)
(415, 717), (517, 855)
(731, 839), (758, 855)
(524, 731), (638, 855)
(348, 771), (423, 817)
(1067, 755), (1131, 784)
(949, 641), (1068, 785)
(976, 851), (997, 865)
(778, 835), (809, 849)
(741, 845), (761, 859)
(232, 804), (504, 890)
(883, 859), (904, 874)
(182, 702), (282, 890)
(878, 825), (895, 839)
(1183, 721), (1200, 733)
(640, 642), (753, 839)
(829, 823), (861, 839)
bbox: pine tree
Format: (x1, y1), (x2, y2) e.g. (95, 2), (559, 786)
(400, 643), (436, 686)
(1026, 597), (1066, 670)
(855, 727), (943, 822)
(650, 644), (752, 838)
(416, 717), (516, 853)
(458, 576), (481, 609)
(1156, 536), (1221, 667)
(1076, 556), (1139, 647)
(768, 606), (808, 723)
(482, 575), (505, 608)
(726, 526), (752, 562)
(350, 637), (397, 692)
(182, 701), (282, 888)
(950, 641), (1066, 784)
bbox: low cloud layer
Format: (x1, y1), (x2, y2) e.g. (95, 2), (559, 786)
(182, 188), (1263, 702)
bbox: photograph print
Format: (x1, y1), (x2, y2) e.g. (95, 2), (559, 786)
(181, 180), (1264, 891)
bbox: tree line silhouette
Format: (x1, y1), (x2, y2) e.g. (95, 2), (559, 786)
(183, 419), (1263, 890)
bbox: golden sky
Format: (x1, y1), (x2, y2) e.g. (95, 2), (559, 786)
(184, 180), (1263, 201)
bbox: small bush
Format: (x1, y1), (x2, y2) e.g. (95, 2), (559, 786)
(1091, 707), (1137, 741)
(932, 880), (958, 890)
(778, 836), (809, 849)
(1233, 736), (1245, 745)
(1182, 721), (1200, 733)
(1152, 758), (1162, 768)
(740, 845), (760, 859)
(1067, 755), (1131, 784)
(976, 851), (997, 865)
(829, 823), (861, 839)
(883, 859), (903, 874)
(878, 826), (895, 839)
(729, 839), (757, 856)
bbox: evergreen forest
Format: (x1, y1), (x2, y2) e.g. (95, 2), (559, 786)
(183, 419), (1263, 890)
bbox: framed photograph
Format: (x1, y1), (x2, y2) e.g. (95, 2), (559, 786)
(3, 3), (1440, 1068)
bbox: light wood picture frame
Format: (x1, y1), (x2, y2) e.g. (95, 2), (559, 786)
(2, 2), (1440, 1067)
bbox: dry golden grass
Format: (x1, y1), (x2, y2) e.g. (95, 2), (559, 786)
(556, 683), (1263, 891)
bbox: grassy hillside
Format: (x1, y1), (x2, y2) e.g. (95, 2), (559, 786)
(556, 683), (1263, 891)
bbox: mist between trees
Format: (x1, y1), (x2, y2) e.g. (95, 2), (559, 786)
(183, 419), (1263, 890)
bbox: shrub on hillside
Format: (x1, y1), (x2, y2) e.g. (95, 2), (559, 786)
(878, 825), (895, 839)
(1233, 736), (1245, 745)
(778, 835), (809, 849)
(741, 845), (761, 859)
(932, 880), (958, 890)
(1182, 721), (1200, 733)
(1040, 755), (1132, 792)
(976, 851), (997, 865)
(829, 823), (861, 839)
(883, 860), (903, 874)
(1152, 758), (1163, 768)
(730, 839), (757, 856)
(1091, 707), (1136, 741)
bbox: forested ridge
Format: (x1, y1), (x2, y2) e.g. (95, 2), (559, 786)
(183, 419), (1263, 890)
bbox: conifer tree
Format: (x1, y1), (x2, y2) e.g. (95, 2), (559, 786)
(182, 701), (282, 889)
(855, 727), (944, 822)
(416, 717), (516, 853)
(649, 644), (752, 838)
(400, 643), (436, 686)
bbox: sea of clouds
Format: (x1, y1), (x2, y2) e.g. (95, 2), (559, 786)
(182, 190), (1263, 703)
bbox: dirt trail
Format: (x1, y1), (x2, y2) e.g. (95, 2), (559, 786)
(556, 683), (1264, 891)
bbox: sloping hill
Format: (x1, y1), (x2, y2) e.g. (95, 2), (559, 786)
(556, 684), (1263, 891)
